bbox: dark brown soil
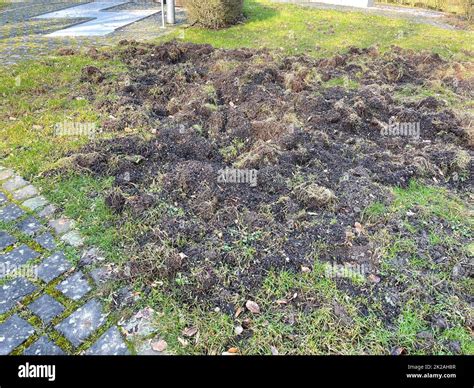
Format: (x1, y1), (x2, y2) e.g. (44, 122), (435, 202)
(63, 41), (472, 320)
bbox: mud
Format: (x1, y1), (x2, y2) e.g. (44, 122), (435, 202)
(61, 42), (472, 327)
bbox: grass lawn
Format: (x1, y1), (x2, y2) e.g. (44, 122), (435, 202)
(0, 0), (472, 355)
(166, 0), (474, 60)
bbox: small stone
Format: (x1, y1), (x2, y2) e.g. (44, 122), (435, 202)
(28, 294), (65, 324)
(120, 307), (157, 339)
(12, 185), (38, 201)
(0, 204), (25, 222)
(56, 271), (91, 301)
(61, 230), (84, 247)
(22, 196), (48, 211)
(0, 245), (40, 279)
(113, 286), (139, 308)
(0, 231), (16, 250)
(89, 266), (114, 285)
(34, 232), (56, 251)
(0, 169), (14, 181)
(0, 192), (7, 205)
(16, 216), (43, 236)
(55, 299), (107, 347)
(2, 176), (28, 192)
(38, 204), (57, 219)
(85, 327), (129, 355)
(49, 218), (75, 235)
(0, 314), (35, 355)
(23, 336), (65, 355)
(0, 277), (37, 314)
(35, 251), (72, 283)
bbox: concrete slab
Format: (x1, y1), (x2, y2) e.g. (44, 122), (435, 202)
(33, 1), (161, 37)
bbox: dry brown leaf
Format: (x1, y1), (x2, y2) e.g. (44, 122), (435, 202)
(228, 347), (239, 353)
(182, 326), (198, 337)
(246, 300), (260, 314)
(235, 306), (243, 318)
(151, 339), (168, 352)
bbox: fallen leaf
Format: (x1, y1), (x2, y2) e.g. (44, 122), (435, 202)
(182, 326), (198, 337)
(235, 306), (243, 318)
(246, 300), (260, 314)
(227, 347), (239, 354)
(301, 266), (311, 273)
(276, 299), (288, 305)
(151, 339), (168, 352)
(234, 325), (244, 335)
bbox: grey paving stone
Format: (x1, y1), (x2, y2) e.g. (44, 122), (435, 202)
(23, 336), (65, 355)
(2, 176), (28, 192)
(61, 230), (84, 247)
(55, 299), (107, 347)
(0, 204), (25, 222)
(35, 251), (72, 283)
(0, 231), (16, 250)
(48, 218), (75, 235)
(34, 232), (56, 251)
(28, 294), (64, 324)
(0, 169), (14, 181)
(0, 314), (35, 355)
(86, 327), (129, 355)
(56, 271), (91, 301)
(0, 277), (37, 314)
(22, 196), (48, 211)
(12, 185), (38, 201)
(0, 192), (7, 205)
(38, 204), (57, 219)
(16, 216), (44, 236)
(0, 245), (40, 279)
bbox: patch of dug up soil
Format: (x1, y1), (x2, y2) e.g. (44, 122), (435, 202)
(63, 42), (472, 327)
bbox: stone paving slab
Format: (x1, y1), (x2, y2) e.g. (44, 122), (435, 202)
(0, 277), (37, 314)
(0, 244), (40, 278)
(16, 216), (44, 236)
(0, 231), (16, 250)
(85, 326), (130, 355)
(0, 314), (35, 355)
(2, 176), (28, 192)
(34, 232), (57, 251)
(0, 166), (129, 355)
(24, 335), (66, 355)
(35, 251), (72, 283)
(0, 203), (25, 222)
(55, 299), (106, 347)
(28, 294), (65, 324)
(12, 184), (38, 201)
(56, 271), (91, 301)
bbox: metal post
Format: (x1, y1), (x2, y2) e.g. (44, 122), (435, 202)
(161, 0), (166, 28)
(167, 0), (176, 25)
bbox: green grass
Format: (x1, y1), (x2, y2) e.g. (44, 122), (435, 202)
(164, 0), (474, 60)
